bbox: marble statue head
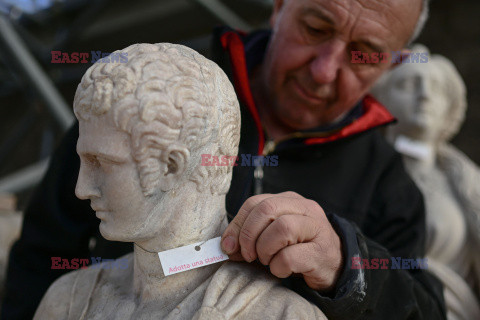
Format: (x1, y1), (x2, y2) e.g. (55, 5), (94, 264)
(371, 44), (467, 145)
(73, 43), (240, 242)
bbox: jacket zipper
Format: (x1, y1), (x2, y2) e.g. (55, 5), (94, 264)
(254, 140), (275, 195)
(252, 130), (338, 195)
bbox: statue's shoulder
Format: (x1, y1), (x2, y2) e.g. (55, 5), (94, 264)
(34, 254), (132, 320)
(193, 261), (327, 320)
(33, 267), (92, 320)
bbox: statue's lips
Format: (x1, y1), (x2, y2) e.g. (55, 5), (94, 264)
(93, 210), (109, 219)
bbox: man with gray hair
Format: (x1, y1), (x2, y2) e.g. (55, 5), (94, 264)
(3, 0), (446, 319)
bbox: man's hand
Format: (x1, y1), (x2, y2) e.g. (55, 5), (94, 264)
(221, 191), (344, 291)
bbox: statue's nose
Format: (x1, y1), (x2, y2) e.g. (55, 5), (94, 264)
(75, 163), (101, 200)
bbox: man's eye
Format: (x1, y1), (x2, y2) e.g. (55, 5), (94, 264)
(305, 25), (325, 36)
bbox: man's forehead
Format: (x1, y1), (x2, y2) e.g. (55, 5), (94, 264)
(297, 0), (422, 48)
(302, 0), (421, 18)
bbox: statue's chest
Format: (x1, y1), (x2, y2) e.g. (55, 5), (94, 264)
(416, 169), (465, 230)
(413, 168), (467, 264)
(84, 299), (178, 320)
(81, 284), (175, 320)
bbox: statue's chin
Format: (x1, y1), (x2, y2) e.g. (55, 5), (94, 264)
(99, 222), (141, 243)
(99, 222), (120, 242)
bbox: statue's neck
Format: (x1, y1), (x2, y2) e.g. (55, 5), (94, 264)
(131, 242), (222, 308)
(131, 193), (228, 306)
(393, 135), (437, 169)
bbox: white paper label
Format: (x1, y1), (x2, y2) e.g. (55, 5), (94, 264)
(394, 135), (433, 161)
(158, 237), (229, 276)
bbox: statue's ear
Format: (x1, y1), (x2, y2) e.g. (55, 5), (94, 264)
(158, 145), (190, 191)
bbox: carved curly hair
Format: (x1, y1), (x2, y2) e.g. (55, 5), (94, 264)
(74, 43), (240, 196)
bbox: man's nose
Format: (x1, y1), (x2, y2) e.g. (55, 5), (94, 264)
(309, 39), (345, 84)
(75, 163), (100, 200)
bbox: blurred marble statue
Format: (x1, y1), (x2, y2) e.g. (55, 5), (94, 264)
(0, 194), (22, 300)
(371, 44), (480, 320)
(34, 43), (326, 320)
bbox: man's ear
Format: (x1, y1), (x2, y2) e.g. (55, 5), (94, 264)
(158, 145), (190, 191)
(389, 49), (412, 70)
(269, 0), (285, 28)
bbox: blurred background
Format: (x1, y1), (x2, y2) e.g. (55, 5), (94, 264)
(0, 0), (479, 305)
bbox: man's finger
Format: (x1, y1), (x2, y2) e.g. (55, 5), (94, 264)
(226, 252), (244, 262)
(269, 242), (319, 279)
(276, 191), (304, 199)
(239, 197), (324, 262)
(221, 193), (273, 254)
(256, 214), (320, 265)
(270, 241), (342, 291)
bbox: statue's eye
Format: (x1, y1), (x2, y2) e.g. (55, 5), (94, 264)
(395, 78), (414, 91)
(97, 156), (123, 167)
(84, 155), (100, 166)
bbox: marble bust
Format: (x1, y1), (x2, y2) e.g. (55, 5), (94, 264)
(34, 43), (326, 320)
(371, 44), (480, 320)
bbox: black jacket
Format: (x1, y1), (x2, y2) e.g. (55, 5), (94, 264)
(1, 28), (446, 320)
